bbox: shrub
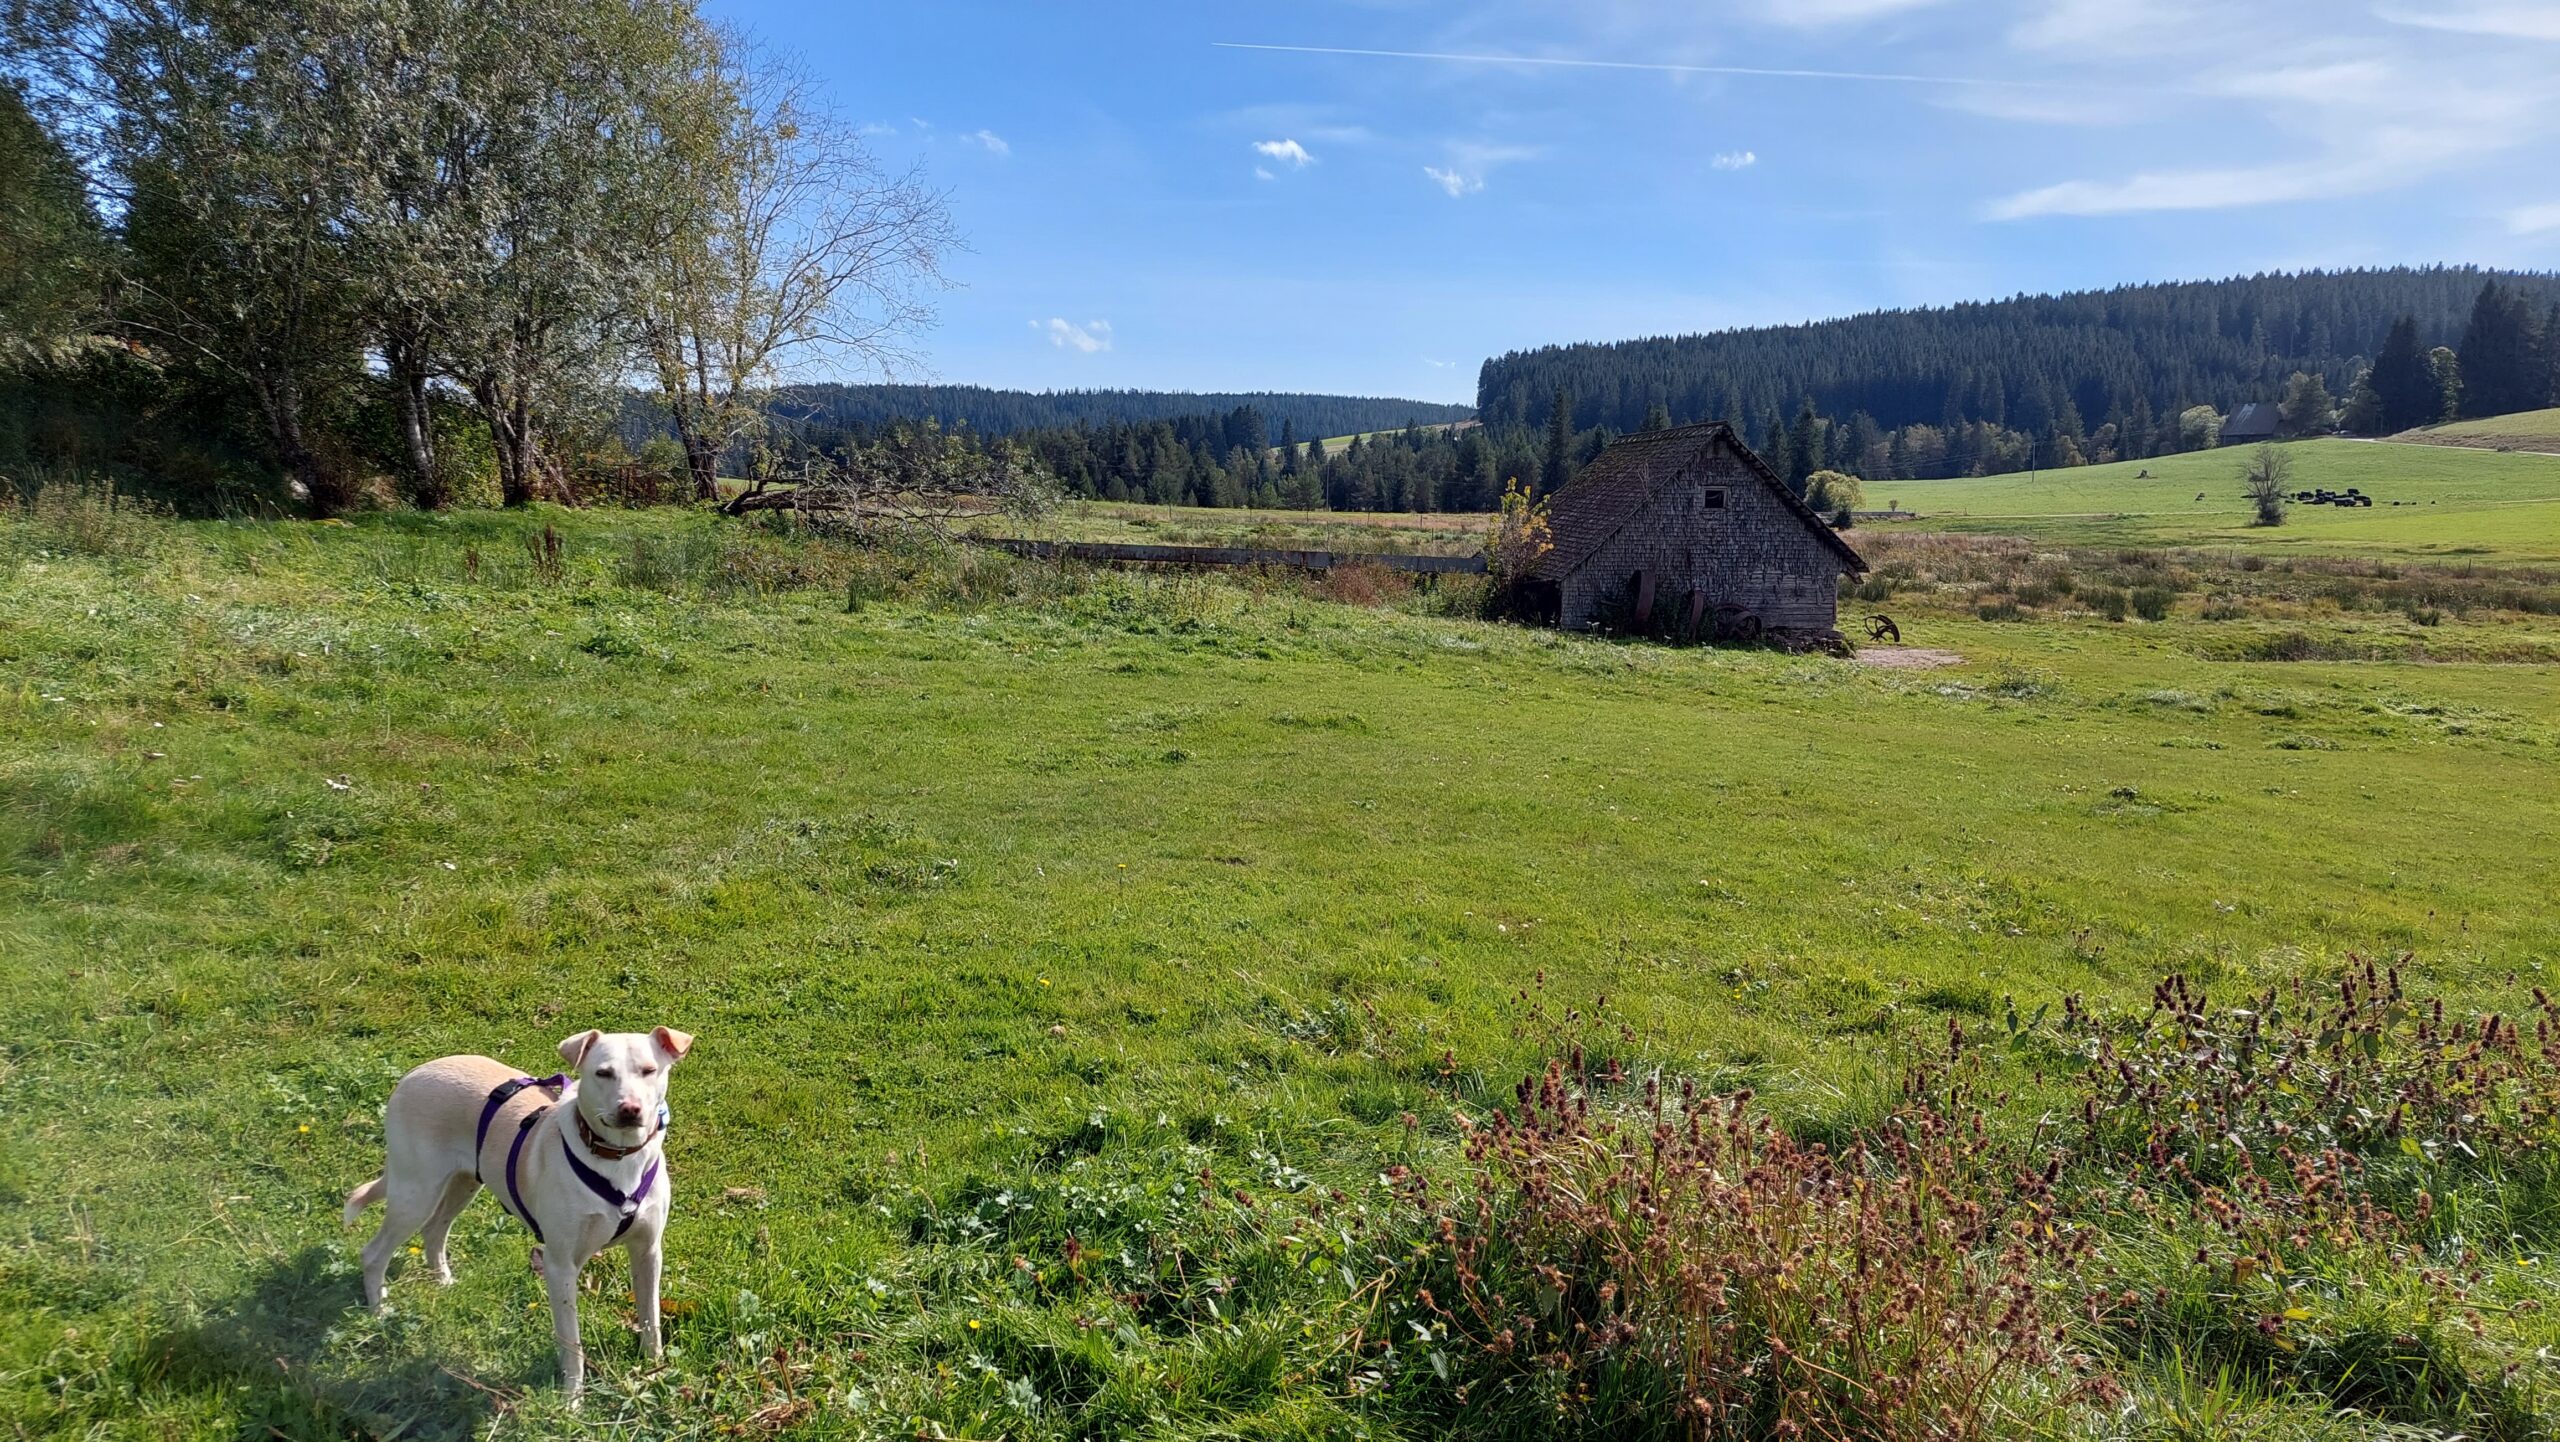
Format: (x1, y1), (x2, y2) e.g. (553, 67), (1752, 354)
(2088, 587), (2130, 622)
(1417, 1058), (2078, 1440)
(2130, 586), (2174, 621)
(1, 471), (171, 558)
(1311, 560), (1414, 608)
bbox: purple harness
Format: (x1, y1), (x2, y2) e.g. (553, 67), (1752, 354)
(473, 1075), (661, 1246)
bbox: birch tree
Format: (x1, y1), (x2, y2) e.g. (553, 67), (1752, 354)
(642, 47), (954, 502)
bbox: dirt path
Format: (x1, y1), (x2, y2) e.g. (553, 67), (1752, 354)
(1853, 647), (1963, 670)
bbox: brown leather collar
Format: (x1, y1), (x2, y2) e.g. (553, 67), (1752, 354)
(575, 1108), (661, 1161)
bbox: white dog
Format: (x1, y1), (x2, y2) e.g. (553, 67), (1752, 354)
(346, 1027), (693, 1400)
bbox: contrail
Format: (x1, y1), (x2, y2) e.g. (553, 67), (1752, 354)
(1211, 41), (2078, 91)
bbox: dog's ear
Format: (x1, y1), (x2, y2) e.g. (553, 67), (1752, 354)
(652, 1026), (695, 1062)
(557, 1029), (602, 1070)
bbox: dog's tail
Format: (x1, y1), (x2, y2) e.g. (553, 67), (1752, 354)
(343, 1176), (385, 1226)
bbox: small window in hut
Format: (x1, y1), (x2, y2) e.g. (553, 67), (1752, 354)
(1696, 487), (1727, 512)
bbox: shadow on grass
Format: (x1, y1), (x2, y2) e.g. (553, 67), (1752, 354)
(134, 1244), (547, 1441)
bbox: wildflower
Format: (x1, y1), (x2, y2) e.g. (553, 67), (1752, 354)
(967, 1319), (982, 1331)
(297, 1124), (310, 1134)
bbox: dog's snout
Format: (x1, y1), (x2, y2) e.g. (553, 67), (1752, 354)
(613, 1101), (644, 1125)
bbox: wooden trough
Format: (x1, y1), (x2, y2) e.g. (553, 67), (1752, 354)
(969, 537), (1487, 575)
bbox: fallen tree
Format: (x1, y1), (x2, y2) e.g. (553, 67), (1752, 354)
(717, 422), (1056, 538)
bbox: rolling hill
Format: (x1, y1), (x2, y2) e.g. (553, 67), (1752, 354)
(1479, 266), (2560, 449)
(758, 384), (1473, 440)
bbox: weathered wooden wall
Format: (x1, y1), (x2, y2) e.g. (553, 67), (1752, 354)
(1558, 445), (1848, 633)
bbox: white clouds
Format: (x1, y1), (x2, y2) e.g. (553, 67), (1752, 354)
(1985, 112), (2493, 219)
(854, 120), (1010, 157)
(2514, 203), (2560, 235)
(1746, 0), (1953, 25)
(1423, 166), (1483, 198)
(1985, 3), (2559, 223)
(1253, 138), (1315, 168)
(1421, 141), (1541, 198)
(1254, 166), (1278, 182)
(2009, 0), (2209, 53)
(1711, 149), (1757, 170)
(1033, 318), (1112, 354)
(2202, 60), (2395, 104)
(1989, 164), (2334, 219)
(1211, 41), (2076, 92)
(2376, 2), (2560, 40)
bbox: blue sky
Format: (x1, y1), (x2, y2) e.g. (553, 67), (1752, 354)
(709, 0), (2560, 405)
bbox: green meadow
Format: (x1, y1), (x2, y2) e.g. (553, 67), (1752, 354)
(2397, 407), (2560, 455)
(1881, 438), (2560, 560)
(6, 487), (2560, 1439)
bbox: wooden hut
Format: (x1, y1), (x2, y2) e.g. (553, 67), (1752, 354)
(1523, 423), (1866, 642)
(2219, 402), (2280, 445)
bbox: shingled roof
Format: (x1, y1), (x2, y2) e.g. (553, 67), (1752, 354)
(1527, 422), (1867, 579)
(2222, 402), (2279, 442)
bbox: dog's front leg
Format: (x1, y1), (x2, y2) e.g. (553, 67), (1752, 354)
(631, 1231), (664, 1362)
(540, 1246), (587, 1404)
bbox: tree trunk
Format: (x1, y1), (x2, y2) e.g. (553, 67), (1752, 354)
(253, 373), (352, 516)
(386, 333), (446, 508)
(686, 433), (721, 503)
(476, 378), (540, 507)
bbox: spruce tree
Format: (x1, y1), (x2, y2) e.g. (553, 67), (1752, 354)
(1641, 401), (1671, 432)
(2458, 280), (2543, 418)
(2367, 316), (2438, 434)
(1786, 398), (1823, 490)
(1761, 418), (1792, 483)
(1543, 387), (1573, 494)
(2538, 303), (2560, 408)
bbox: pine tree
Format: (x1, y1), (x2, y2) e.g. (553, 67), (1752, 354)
(2368, 316), (2438, 434)
(2430, 347), (2462, 425)
(1640, 401), (1671, 432)
(1277, 418), (1299, 474)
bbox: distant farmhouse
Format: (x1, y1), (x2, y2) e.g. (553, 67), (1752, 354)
(2220, 402), (2280, 445)
(1524, 423), (1867, 644)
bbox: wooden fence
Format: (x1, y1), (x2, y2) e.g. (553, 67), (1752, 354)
(968, 537), (1488, 575)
